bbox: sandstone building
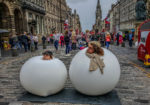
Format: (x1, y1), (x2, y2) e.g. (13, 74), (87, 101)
(0, 0), (81, 40)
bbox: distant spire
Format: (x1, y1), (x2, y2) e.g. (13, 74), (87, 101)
(98, 0), (100, 4)
(97, 0), (100, 8)
(74, 9), (77, 15)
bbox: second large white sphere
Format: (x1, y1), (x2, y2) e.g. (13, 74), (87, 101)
(20, 56), (67, 97)
(69, 48), (120, 96)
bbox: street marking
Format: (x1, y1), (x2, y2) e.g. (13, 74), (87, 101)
(129, 62), (150, 78)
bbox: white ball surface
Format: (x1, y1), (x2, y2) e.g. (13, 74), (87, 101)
(69, 48), (120, 96)
(20, 56), (67, 97)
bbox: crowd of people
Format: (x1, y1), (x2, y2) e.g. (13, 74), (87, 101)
(0, 29), (134, 56)
(8, 32), (39, 52)
(45, 30), (113, 56)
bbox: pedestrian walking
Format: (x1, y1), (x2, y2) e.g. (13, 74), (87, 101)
(27, 34), (31, 51)
(100, 32), (105, 47)
(85, 31), (90, 47)
(64, 31), (70, 55)
(105, 32), (111, 49)
(42, 36), (46, 45)
(123, 33), (126, 41)
(33, 34), (38, 50)
(129, 31), (133, 47)
(30, 34), (34, 51)
(11, 35), (19, 49)
(60, 33), (64, 48)
(54, 32), (60, 51)
(71, 31), (77, 50)
(76, 34), (82, 49)
(50, 34), (54, 44)
(9, 35), (14, 48)
(17, 34), (23, 49)
(22, 32), (28, 52)
(82, 34), (86, 42)
(116, 33), (120, 46)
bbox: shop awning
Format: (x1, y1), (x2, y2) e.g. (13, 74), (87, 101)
(0, 29), (9, 34)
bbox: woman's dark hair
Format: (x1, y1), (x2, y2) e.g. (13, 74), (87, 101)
(90, 42), (104, 56)
(42, 51), (53, 58)
(64, 31), (68, 36)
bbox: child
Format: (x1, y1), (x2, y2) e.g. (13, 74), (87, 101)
(79, 40), (87, 50)
(42, 51), (53, 60)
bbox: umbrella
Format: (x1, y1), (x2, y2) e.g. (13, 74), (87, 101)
(0, 29), (9, 34)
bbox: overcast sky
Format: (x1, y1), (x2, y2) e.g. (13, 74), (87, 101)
(66, 0), (117, 32)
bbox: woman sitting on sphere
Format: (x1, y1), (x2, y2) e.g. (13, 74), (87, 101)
(42, 51), (53, 60)
(86, 41), (105, 74)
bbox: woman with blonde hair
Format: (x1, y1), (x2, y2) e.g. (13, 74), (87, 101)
(71, 31), (77, 50)
(86, 41), (105, 74)
(105, 32), (111, 49)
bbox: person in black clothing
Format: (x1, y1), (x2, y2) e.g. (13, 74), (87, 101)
(22, 32), (28, 52)
(42, 36), (46, 45)
(64, 31), (70, 55)
(116, 33), (120, 46)
(91, 34), (98, 41)
(0, 40), (3, 49)
(18, 34), (23, 49)
(27, 34), (31, 51)
(100, 33), (105, 47)
(9, 35), (14, 48)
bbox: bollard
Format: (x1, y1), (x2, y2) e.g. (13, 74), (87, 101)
(43, 44), (47, 49)
(31, 45), (35, 52)
(144, 54), (150, 66)
(122, 42), (125, 47)
(11, 48), (18, 57)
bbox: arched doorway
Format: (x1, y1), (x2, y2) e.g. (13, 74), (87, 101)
(14, 9), (23, 34)
(0, 3), (11, 30)
(30, 26), (34, 34)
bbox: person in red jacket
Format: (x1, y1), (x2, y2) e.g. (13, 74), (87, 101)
(60, 33), (64, 48)
(105, 32), (111, 49)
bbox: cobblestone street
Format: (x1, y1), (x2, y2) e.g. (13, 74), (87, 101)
(0, 44), (150, 105)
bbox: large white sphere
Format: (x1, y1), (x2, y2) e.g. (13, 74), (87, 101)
(20, 56), (67, 97)
(69, 48), (120, 96)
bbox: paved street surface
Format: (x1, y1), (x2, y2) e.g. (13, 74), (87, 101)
(0, 43), (150, 105)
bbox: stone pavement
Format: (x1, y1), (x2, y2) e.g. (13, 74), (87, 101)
(110, 44), (150, 105)
(0, 44), (150, 105)
(0, 45), (77, 105)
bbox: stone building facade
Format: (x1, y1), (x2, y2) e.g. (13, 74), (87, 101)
(107, 0), (137, 35)
(106, 1), (120, 33)
(21, 0), (45, 36)
(44, 0), (80, 35)
(108, 8), (114, 33)
(119, 0), (137, 32)
(113, 2), (120, 33)
(0, 0), (24, 35)
(146, 0), (150, 19)
(44, 0), (61, 35)
(107, 9), (113, 33)
(0, 0), (81, 39)
(0, 0), (45, 37)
